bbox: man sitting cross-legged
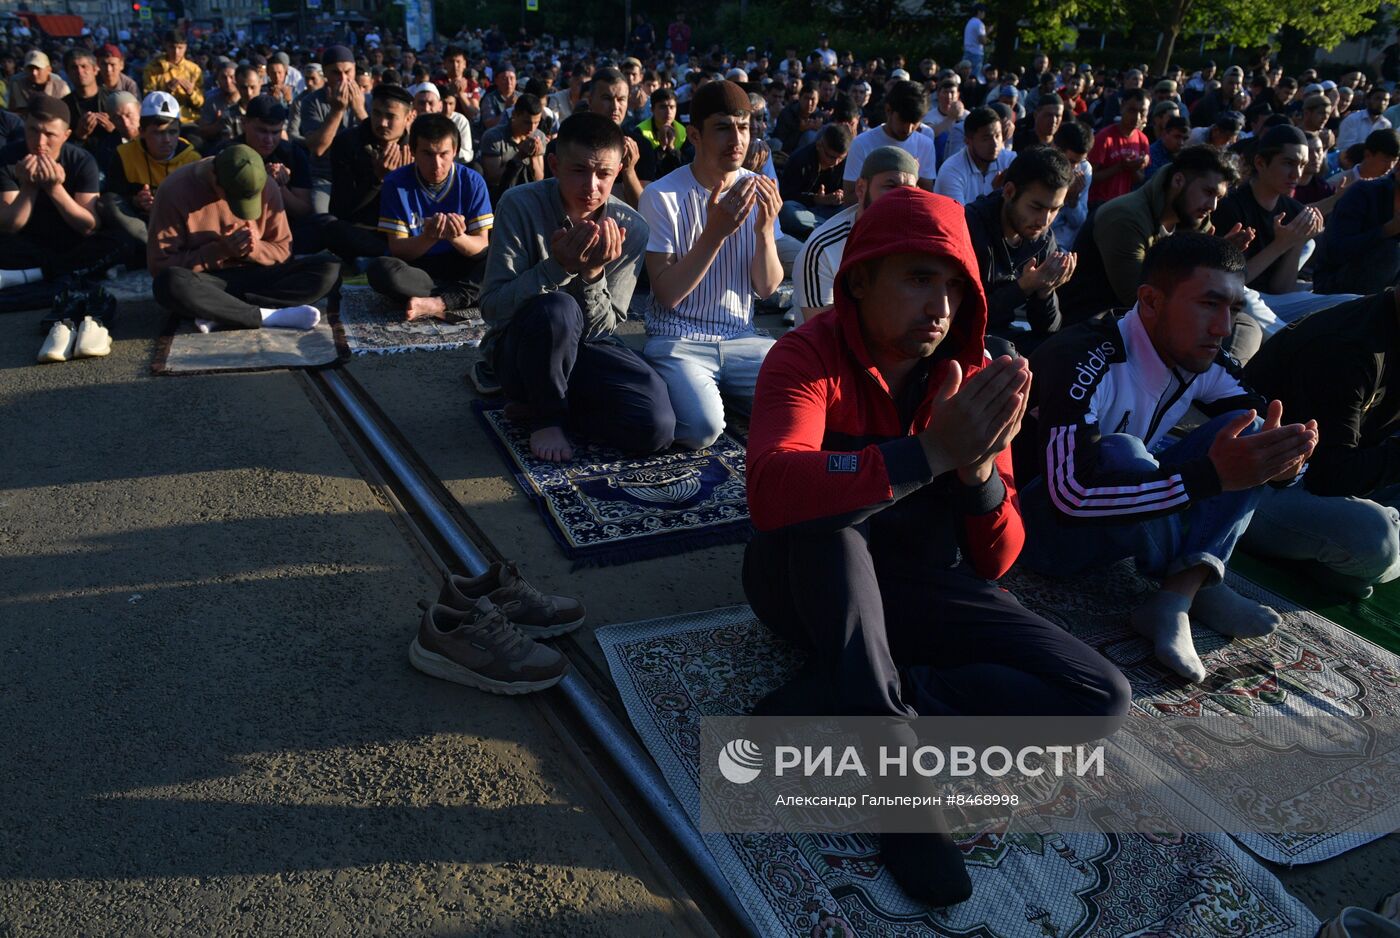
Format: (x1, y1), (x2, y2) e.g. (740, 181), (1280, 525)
(1017, 232), (1318, 683)
(99, 91), (200, 268)
(149, 144), (340, 331)
(640, 80), (784, 450)
(744, 186), (1131, 907)
(482, 113), (675, 462)
(368, 113), (493, 321)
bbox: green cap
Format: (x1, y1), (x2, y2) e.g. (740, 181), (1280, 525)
(213, 144), (266, 221)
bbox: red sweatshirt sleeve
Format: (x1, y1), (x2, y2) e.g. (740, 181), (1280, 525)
(960, 446), (1024, 580)
(746, 333), (937, 532)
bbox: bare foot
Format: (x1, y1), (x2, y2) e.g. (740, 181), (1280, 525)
(405, 296), (448, 321)
(530, 425), (574, 463)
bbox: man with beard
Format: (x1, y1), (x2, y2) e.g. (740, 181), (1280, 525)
(1338, 86), (1392, 151)
(963, 145), (1075, 350)
(1059, 145), (1261, 360)
(368, 114), (493, 322)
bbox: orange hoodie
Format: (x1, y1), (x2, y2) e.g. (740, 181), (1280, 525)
(745, 187), (1023, 579)
(146, 158), (291, 275)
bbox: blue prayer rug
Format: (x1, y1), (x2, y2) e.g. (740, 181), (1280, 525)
(472, 400), (752, 566)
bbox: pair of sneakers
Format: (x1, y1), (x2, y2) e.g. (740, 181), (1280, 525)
(38, 317), (111, 363)
(1318, 892), (1400, 938)
(409, 561), (585, 695)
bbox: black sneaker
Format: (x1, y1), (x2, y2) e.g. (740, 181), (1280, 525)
(468, 358), (502, 396)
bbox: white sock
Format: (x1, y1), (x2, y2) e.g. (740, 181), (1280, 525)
(1192, 584), (1282, 638)
(195, 319), (217, 333)
(0, 268), (43, 290)
(259, 305), (321, 330)
(1131, 591), (1207, 682)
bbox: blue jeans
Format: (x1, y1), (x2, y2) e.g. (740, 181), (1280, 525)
(643, 331), (774, 448)
(1240, 484), (1400, 586)
(1243, 286), (1360, 337)
(779, 200), (841, 240)
(1019, 411), (1264, 587)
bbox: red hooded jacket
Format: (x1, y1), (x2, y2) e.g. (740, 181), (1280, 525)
(746, 187), (1024, 580)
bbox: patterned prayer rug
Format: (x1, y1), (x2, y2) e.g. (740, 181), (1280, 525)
(598, 602), (1322, 938)
(1006, 564), (1400, 866)
(335, 285), (486, 355)
(472, 400), (751, 566)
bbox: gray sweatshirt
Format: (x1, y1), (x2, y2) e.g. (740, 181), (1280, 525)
(480, 178), (649, 356)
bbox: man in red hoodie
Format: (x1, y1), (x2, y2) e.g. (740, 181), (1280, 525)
(744, 187), (1131, 907)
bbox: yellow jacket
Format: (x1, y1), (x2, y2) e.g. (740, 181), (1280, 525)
(143, 56), (205, 122)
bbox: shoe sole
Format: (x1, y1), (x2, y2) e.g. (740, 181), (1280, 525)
(408, 638), (566, 694)
(515, 615), (586, 639)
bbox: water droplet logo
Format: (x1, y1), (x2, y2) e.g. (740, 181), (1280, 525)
(718, 738), (763, 784)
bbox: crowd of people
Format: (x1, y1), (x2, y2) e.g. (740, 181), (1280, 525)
(4, 14), (1400, 909)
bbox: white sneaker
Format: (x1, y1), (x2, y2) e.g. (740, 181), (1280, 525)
(37, 319), (77, 363)
(1318, 908), (1400, 938)
(74, 316), (111, 358)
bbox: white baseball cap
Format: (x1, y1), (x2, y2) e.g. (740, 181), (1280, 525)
(140, 90), (180, 121)
(409, 82), (440, 98)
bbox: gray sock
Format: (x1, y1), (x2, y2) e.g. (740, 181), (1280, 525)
(1192, 583), (1282, 638)
(1131, 591), (1207, 682)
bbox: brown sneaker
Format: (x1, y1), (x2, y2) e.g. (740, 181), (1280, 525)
(437, 562), (585, 638)
(409, 597), (568, 694)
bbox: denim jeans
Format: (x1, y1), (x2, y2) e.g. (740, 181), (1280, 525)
(1240, 484), (1400, 586)
(1243, 286), (1360, 337)
(1019, 410), (1264, 588)
(779, 201), (841, 240)
(643, 331), (774, 448)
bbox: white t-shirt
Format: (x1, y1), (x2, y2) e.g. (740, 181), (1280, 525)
(932, 146), (1013, 205)
(843, 124), (938, 184)
(792, 203), (857, 312)
(963, 16), (987, 56)
(640, 165), (779, 341)
(815, 47), (837, 68)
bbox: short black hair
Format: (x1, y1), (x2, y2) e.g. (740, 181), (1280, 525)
(1165, 115), (1189, 133)
(163, 29), (186, 45)
(1142, 232), (1245, 294)
(650, 86), (677, 106)
(556, 111), (625, 158)
(817, 122), (852, 152)
(1053, 119), (1092, 154)
(1036, 94), (1064, 111)
(1365, 128), (1400, 157)
(1169, 144), (1239, 186)
(1121, 87), (1148, 106)
(235, 63), (260, 82)
(372, 83), (413, 109)
(964, 105), (1000, 137)
(829, 94), (859, 122)
(409, 112), (460, 152)
(514, 92), (543, 116)
(524, 77), (549, 97)
(1004, 145), (1073, 192)
(443, 45), (467, 61)
(883, 80), (927, 123)
(589, 66), (626, 92)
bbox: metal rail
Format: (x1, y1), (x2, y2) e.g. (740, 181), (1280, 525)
(312, 367), (759, 938)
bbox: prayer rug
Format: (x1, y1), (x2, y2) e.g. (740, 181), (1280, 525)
(1006, 563), (1400, 866)
(151, 314), (347, 375)
(335, 284), (486, 355)
(597, 602), (1322, 938)
(472, 400), (751, 566)
(1232, 552), (1400, 657)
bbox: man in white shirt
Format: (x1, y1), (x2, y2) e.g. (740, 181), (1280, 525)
(842, 80), (937, 203)
(963, 5), (990, 75)
(1337, 86), (1393, 151)
(791, 146), (918, 324)
(640, 81), (784, 449)
(933, 105), (1014, 205)
(922, 76), (967, 166)
(813, 33), (838, 69)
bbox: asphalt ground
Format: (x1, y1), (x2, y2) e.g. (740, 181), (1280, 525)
(0, 300), (698, 937)
(2, 295), (1397, 935)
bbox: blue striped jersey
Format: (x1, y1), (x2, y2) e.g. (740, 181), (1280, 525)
(378, 163), (493, 257)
